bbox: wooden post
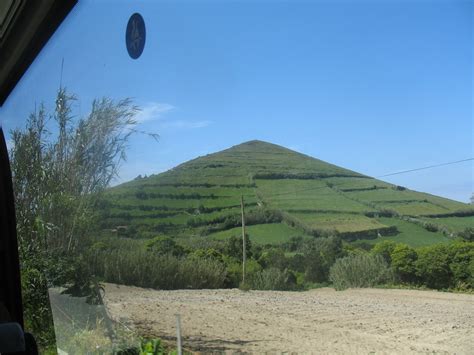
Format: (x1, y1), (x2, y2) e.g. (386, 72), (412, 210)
(175, 314), (182, 355)
(241, 195), (246, 284)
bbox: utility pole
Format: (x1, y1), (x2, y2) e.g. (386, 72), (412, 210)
(241, 195), (246, 285)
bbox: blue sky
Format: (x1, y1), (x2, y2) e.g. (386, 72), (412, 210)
(0, 0), (472, 202)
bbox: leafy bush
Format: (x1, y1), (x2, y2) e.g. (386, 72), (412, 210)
(390, 244), (418, 283)
(415, 244), (452, 289)
(258, 248), (289, 270)
(224, 234), (252, 260)
(225, 258), (261, 288)
(424, 222), (439, 233)
(371, 240), (397, 264)
(329, 254), (393, 290)
(89, 248), (227, 289)
(303, 236), (344, 283)
(145, 236), (185, 256)
(459, 228), (474, 242)
(447, 241), (474, 288)
(248, 268), (296, 290)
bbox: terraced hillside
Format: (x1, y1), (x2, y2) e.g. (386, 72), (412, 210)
(102, 140), (473, 246)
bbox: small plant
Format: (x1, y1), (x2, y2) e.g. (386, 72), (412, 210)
(329, 253), (393, 290)
(140, 338), (166, 355)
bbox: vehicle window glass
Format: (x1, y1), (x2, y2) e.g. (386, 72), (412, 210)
(1, 0), (472, 353)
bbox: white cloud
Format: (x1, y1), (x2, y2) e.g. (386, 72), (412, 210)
(134, 102), (211, 130)
(160, 120), (212, 129)
(135, 102), (175, 123)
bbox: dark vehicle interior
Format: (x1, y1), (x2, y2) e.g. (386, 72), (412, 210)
(0, 1), (77, 353)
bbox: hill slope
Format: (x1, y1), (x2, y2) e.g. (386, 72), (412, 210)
(102, 140), (473, 246)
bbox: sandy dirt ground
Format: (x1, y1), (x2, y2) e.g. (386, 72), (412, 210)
(103, 284), (474, 354)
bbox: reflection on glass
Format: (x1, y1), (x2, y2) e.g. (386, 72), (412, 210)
(1, 0), (472, 353)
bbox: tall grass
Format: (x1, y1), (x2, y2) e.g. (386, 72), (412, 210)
(248, 268), (296, 291)
(87, 248), (227, 289)
(329, 254), (393, 290)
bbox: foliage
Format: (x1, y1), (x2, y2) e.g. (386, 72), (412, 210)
(10, 89), (143, 349)
(224, 234), (252, 260)
(390, 244), (417, 283)
(414, 244), (452, 289)
(448, 241), (474, 288)
(258, 248), (289, 270)
(329, 254), (393, 290)
(145, 236), (185, 256)
(371, 240), (397, 264)
(89, 247), (227, 290)
(139, 338), (166, 355)
(303, 236), (344, 283)
(248, 268), (297, 290)
(459, 228), (474, 242)
(225, 258), (261, 288)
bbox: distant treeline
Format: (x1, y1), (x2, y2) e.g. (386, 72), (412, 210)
(340, 186), (388, 192)
(84, 234), (474, 293)
(134, 191), (220, 200)
(126, 182), (256, 189)
(421, 210), (474, 218)
(103, 201), (257, 215)
(253, 172), (369, 180)
(189, 208), (284, 235)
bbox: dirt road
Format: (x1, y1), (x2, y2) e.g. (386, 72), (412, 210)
(103, 284), (473, 354)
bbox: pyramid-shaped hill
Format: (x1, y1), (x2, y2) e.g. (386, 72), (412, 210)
(104, 140), (474, 246)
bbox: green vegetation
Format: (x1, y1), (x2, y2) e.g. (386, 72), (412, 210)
(10, 91), (474, 352)
(423, 216), (474, 232)
(353, 217), (450, 247)
(329, 254), (393, 290)
(102, 140), (472, 246)
(209, 222), (310, 244)
(10, 89), (149, 350)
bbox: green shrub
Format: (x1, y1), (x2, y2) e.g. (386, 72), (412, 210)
(225, 258), (262, 288)
(329, 253), (393, 290)
(89, 249), (227, 290)
(145, 236), (185, 257)
(390, 244), (418, 283)
(371, 240), (397, 264)
(248, 268), (296, 290)
(459, 228), (474, 242)
(415, 244), (452, 289)
(225, 234), (253, 260)
(424, 222), (439, 233)
(258, 248), (288, 270)
(448, 241), (474, 288)
(303, 236), (344, 283)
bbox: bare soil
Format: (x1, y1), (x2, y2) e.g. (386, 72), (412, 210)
(103, 284), (474, 354)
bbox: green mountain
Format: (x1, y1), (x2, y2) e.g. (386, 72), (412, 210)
(102, 140), (474, 247)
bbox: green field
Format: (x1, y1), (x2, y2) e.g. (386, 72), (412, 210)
(423, 216), (474, 232)
(354, 217), (450, 247)
(290, 212), (386, 233)
(103, 140), (473, 246)
(209, 223), (310, 244)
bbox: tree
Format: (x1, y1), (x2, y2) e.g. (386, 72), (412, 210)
(10, 88), (144, 254)
(225, 234), (252, 260)
(415, 244), (452, 289)
(145, 236), (185, 257)
(371, 240), (397, 264)
(448, 241), (474, 288)
(303, 236), (344, 283)
(9, 88), (148, 349)
(390, 244), (417, 283)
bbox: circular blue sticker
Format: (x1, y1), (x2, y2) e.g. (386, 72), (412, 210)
(126, 13), (146, 59)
